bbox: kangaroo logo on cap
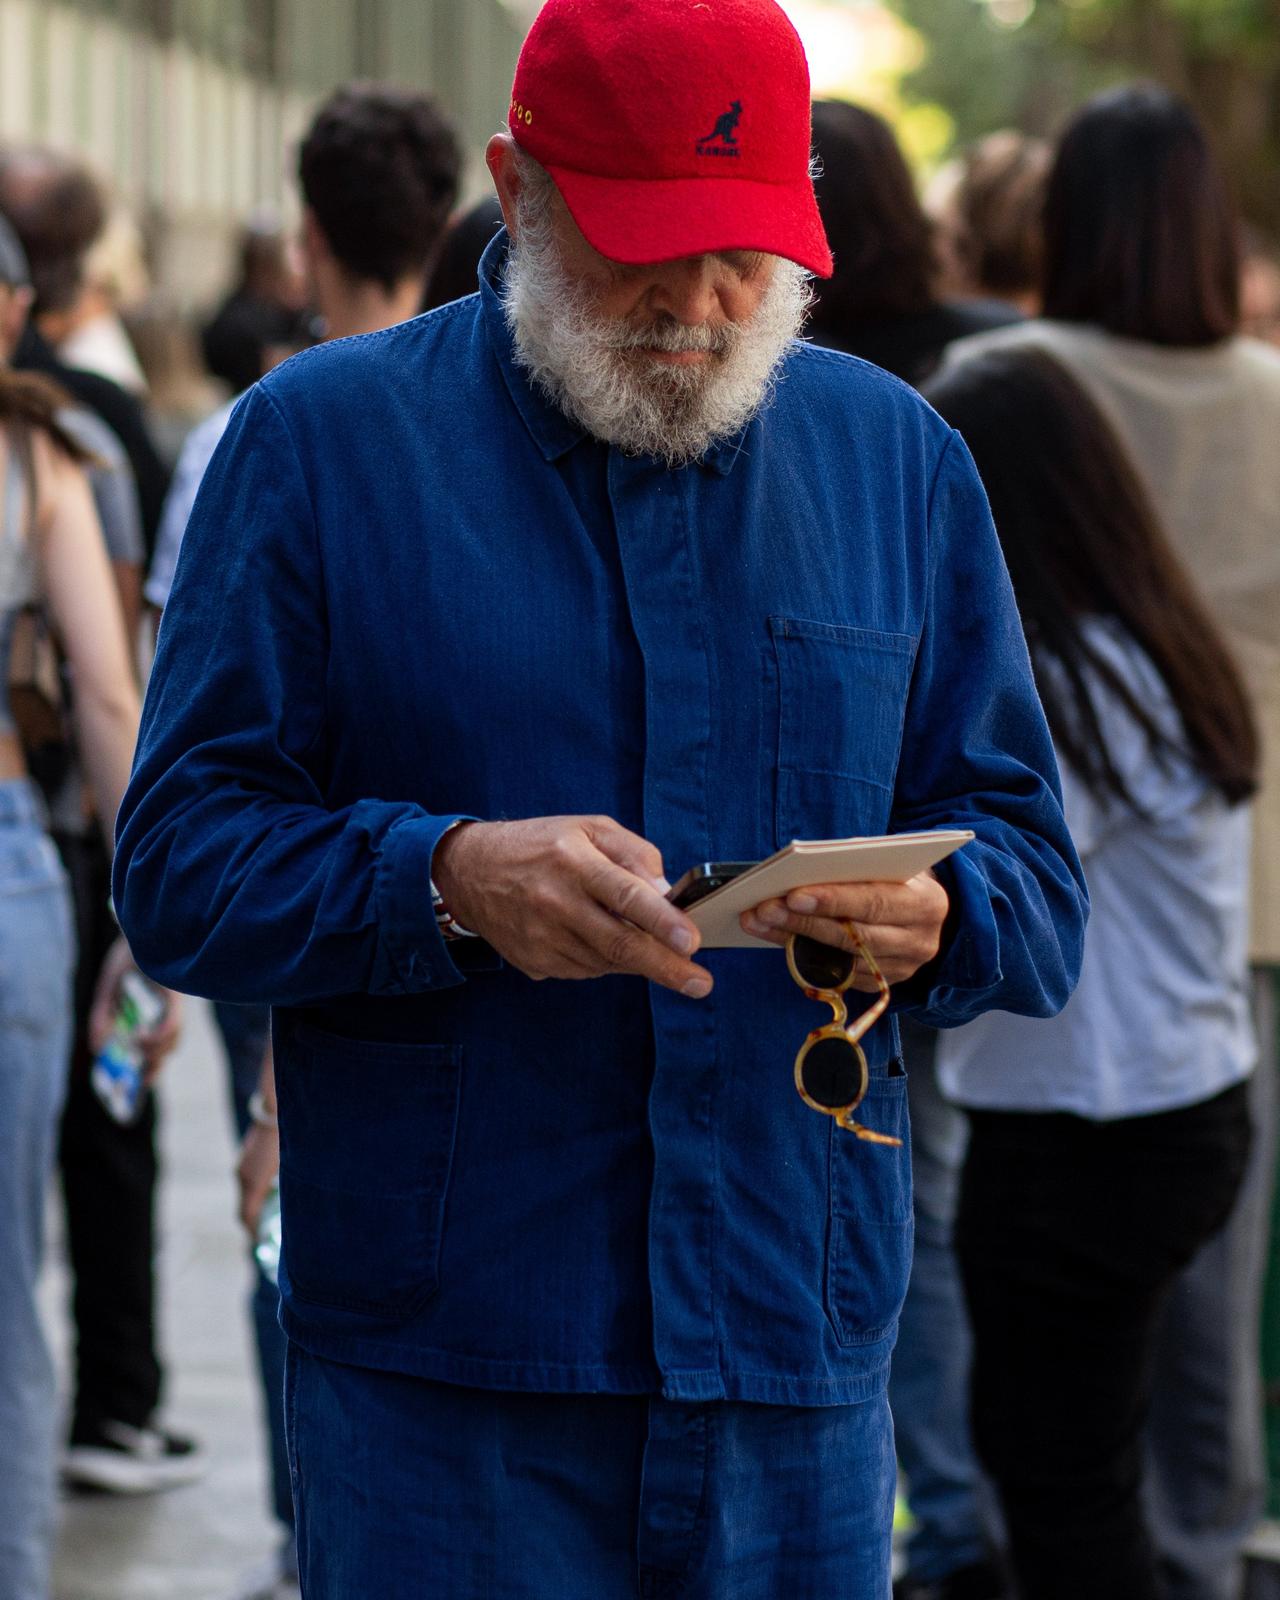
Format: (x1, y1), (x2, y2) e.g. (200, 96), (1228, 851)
(697, 101), (743, 159)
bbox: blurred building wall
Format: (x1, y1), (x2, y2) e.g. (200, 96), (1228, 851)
(0, 0), (528, 309)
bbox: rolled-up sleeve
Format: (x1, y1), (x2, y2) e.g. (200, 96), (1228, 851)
(891, 429), (1088, 1025)
(114, 385), (478, 1005)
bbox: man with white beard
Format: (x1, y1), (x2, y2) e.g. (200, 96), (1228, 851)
(114, 0), (1086, 1593)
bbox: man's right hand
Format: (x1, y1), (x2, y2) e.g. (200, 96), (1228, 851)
(431, 816), (713, 998)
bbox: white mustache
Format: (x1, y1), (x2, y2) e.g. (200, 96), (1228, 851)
(604, 318), (740, 356)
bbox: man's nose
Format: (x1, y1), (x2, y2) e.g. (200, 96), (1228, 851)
(648, 256), (721, 325)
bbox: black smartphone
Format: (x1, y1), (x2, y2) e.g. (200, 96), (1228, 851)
(667, 861), (756, 910)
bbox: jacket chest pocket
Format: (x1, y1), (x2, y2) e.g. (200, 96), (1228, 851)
(767, 616), (916, 847)
(275, 1018), (461, 1320)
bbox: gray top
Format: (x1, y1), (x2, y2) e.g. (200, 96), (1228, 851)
(0, 443), (37, 739)
(937, 618), (1255, 1119)
(59, 407), (145, 566)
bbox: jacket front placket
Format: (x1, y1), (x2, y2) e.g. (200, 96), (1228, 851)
(607, 449), (726, 1400)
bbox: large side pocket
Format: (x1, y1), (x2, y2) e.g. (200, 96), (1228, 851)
(275, 1017), (461, 1319)
(768, 616), (915, 846)
(825, 1069), (913, 1346)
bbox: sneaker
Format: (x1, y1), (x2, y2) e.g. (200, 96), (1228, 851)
(63, 1420), (206, 1494)
(894, 1559), (1007, 1600)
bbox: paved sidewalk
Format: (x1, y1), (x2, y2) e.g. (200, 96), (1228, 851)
(43, 1000), (281, 1600)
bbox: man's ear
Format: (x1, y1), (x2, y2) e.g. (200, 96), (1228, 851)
(486, 134), (522, 241)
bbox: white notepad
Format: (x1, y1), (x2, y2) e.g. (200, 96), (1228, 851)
(686, 830), (975, 949)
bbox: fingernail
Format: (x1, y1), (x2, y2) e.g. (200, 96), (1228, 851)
(788, 893), (817, 913)
(653, 875), (672, 895)
(670, 926), (694, 955)
(757, 904), (787, 927)
(683, 977), (712, 1000)
(742, 913), (765, 935)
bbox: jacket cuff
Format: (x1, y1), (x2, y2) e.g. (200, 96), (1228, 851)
(894, 850), (1002, 1024)
(373, 813), (501, 993)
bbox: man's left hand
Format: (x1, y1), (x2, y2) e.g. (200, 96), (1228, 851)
(739, 871), (950, 991)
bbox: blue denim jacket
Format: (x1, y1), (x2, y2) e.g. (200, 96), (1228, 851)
(116, 235), (1086, 1404)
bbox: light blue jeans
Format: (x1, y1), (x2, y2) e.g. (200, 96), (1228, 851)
(0, 780), (74, 1600)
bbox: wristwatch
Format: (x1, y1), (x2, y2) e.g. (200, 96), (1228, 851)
(431, 821), (480, 941)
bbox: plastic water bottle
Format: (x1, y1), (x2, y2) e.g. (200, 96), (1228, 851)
(90, 970), (166, 1124)
(255, 1182), (282, 1286)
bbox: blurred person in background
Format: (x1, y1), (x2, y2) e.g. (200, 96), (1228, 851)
(298, 81), (460, 341)
(943, 86), (1280, 1599)
(201, 213), (310, 399)
(0, 155), (193, 1498)
(1240, 226), (1280, 347)
(149, 83), (461, 1600)
(927, 345), (1258, 1600)
(0, 213), (177, 1600)
(0, 218), (147, 643)
(806, 100), (1020, 387)
(0, 147), (170, 556)
(149, 82), (462, 611)
(53, 210), (151, 398)
(928, 131), (1050, 315)
(808, 96), (1006, 1600)
(420, 195), (505, 312)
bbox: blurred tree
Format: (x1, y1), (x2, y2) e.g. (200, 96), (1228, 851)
(888, 0), (1280, 233)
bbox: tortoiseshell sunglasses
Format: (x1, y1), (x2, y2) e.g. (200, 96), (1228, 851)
(786, 921), (901, 1146)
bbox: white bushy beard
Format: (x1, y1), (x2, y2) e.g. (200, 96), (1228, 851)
(501, 164), (813, 467)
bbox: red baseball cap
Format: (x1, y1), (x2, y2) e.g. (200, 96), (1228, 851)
(508, 0), (833, 279)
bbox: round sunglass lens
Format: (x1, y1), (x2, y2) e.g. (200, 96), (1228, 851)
(800, 1035), (864, 1109)
(791, 935), (857, 991)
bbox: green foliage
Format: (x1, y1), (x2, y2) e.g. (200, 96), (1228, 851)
(886, 0), (1280, 231)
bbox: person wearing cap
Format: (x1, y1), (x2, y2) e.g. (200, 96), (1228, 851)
(114, 0), (1086, 1592)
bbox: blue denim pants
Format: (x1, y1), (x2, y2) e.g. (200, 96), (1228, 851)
(0, 781), (74, 1600)
(285, 1343), (896, 1599)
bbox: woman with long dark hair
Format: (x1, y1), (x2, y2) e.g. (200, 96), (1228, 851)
(940, 85), (1280, 1598)
(807, 100), (1020, 385)
(926, 346), (1257, 1600)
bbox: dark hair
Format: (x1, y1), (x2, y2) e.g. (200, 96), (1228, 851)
(420, 197), (504, 312)
(298, 83), (462, 292)
(808, 100), (936, 332)
(0, 370), (95, 465)
(925, 348), (1257, 808)
(1042, 85), (1240, 346)
(0, 149), (107, 314)
(950, 131), (1049, 299)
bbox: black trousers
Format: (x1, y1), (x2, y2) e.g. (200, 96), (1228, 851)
(54, 829), (162, 1437)
(956, 1081), (1251, 1600)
